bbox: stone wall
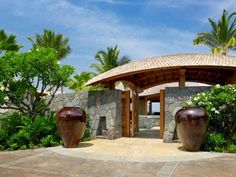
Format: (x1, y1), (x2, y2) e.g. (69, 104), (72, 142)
(163, 86), (211, 143)
(139, 115), (160, 129)
(48, 90), (122, 140)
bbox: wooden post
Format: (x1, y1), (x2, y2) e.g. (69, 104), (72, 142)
(149, 101), (152, 114)
(144, 98), (147, 115)
(131, 90), (135, 137)
(160, 89), (165, 139)
(179, 69), (186, 87)
(121, 91), (130, 137)
(135, 91), (139, 132)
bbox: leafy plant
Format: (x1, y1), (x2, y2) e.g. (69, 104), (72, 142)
(7, 129), (31, 150)
(193, 9), (236, 55)
(69, 72), (105, 92)
(0, 112), (61, 150)
(28, 29), (71, 61)
(40, 135), (60, 147)
(227, 144), (236, 153)
(0, 48), (75, 119)
(82, 114), (92, 141)
(0, 29), (22, 56)
(90, 45), (130, 73)
(186, 84), (236, 153)
(202, 133), (226, 152)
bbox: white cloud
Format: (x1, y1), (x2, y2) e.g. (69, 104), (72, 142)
(1, 0), (208, 69)
(198, 0), (236, 23)
(85, 0), (146, 5)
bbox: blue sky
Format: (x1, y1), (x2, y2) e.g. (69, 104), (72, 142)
(1, 0), (236, 73)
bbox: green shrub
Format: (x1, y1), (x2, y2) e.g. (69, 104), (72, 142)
(203, 133), (226, 151)
(40, 135), (60, 147)
(227, 145), (236, 153)
(7, 129), (31, 149)
(230, 133), (236, 144)
(9, 143), (18, 151)
(186, 84), (236, 136)
(0, 112), (61, 150)
(82, 114), (91, 142)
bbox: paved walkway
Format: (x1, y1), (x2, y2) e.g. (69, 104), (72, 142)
(49, 138), (222, 162)
(0, 136), (236, 177)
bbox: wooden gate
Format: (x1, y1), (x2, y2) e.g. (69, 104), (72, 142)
(160, 89), (165, 138)
(121, 91), (130, 137)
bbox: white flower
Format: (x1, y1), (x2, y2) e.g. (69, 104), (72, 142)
(219, 104), (226, 110)
(222, 122), (225, 127)
(194, 97), (199, 101)
(4, 96), (9, 102)
(215, 84), (221, 88)
(186, 100), (192, 106)
(215, 110), (220, 114)
(198, 102), (203, 105)
(211, 108), (216, 112)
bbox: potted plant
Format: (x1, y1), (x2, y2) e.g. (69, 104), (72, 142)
(56, 107), (86, 148)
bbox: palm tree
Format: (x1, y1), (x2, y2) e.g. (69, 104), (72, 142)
(28, 29), (71, 93)
(193, 9), (236, 55)
(0, 29), (22, 56)
(28, 29), (71, 61)
(69, 72), (95, 91)
(91, 45), (130, 73)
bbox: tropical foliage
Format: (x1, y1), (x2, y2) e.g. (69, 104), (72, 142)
(0, 29), (22, 56)
(185, 84), (236, 152)
(28, 29), (71, 60)
(68, 72), (105, 92)
(193, 9), (236, 55)
(0, 48), (75, 119)
(90, 45), (130, 73)
(0, 112), (61, 150)
(69, 45), (130, 92)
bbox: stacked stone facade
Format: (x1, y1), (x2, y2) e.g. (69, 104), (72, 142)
(48, 90), (122, 140)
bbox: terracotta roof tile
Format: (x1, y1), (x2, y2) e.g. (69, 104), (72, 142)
(86, 54), (236, 85)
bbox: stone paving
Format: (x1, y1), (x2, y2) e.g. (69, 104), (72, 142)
(0, 132), (236, 177)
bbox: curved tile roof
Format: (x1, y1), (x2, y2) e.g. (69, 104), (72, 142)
(86, 54), (236, 85)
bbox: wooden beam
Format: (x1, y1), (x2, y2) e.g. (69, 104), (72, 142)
(179, 69), (186, 87)
(160, 89), (165, 139)
(104, 82), (115, 89)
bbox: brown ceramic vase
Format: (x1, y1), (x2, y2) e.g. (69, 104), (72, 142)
(56, 107), (86, 148)
(175, 107), (208, 151)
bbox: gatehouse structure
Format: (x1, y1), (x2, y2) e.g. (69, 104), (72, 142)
(86, 54), (236, 142)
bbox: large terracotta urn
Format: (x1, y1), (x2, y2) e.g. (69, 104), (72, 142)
(175, 107), (208, 151)
(57, 107), (86, 148)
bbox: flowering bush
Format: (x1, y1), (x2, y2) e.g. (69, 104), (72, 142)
(185, 84), (236, 152)
(185, 84), (236, 136)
